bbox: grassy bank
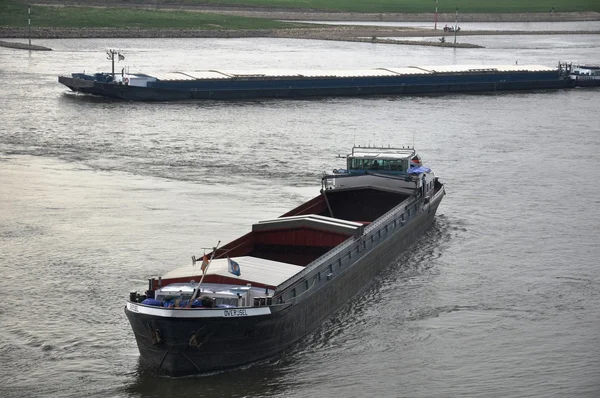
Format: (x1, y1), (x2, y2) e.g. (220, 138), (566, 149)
(60, 0), (600, 14)
(1, 0), (598, 29)
(0, 1), (307, 29)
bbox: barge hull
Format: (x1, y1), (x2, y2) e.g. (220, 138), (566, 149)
(59, 74), (577, 101)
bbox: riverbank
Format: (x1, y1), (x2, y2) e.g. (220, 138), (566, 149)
(1, 2), (598, 41)
(120, 8), (600, 23)
(20, 1), (600, 22)
(1, 25), (598, 40)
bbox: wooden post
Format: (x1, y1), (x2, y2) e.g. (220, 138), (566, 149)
(454, 7), (458, 45)
(28, 4), (31, 46)
(434, 0), (438, 30)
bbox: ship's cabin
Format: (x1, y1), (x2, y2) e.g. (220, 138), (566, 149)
(571, 65), (600, 77)
(344, 146), (422, 175)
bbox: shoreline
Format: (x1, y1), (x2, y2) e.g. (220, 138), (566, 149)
(1, 5), (598, 41)
(1, 26), (599, 40)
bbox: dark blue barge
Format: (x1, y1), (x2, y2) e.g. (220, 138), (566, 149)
(59, 63), (595, 101)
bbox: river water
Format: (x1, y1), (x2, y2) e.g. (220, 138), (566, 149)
(1, 26), (599, 397)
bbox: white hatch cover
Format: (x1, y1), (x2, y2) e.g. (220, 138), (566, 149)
(161, 256), (303, 287)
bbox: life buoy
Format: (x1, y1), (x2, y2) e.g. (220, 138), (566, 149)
(124, 77), (129, 85)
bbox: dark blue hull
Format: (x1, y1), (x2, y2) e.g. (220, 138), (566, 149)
(59, 70), (578, 101)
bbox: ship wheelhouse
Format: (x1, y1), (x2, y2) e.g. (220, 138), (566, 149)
(326, 146), (435, 198)
(345, 146), (417, 175)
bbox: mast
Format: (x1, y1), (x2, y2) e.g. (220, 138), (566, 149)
(106, 49), (125, 79)
(106, 49), (117, 79)
(189, 241), (221, 304)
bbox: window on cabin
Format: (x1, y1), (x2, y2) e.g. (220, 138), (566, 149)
(370, 160), (381, 170)
(383, 159), (404, 171)
(349, 158), (407, 171)
(349, 158), (364, 170)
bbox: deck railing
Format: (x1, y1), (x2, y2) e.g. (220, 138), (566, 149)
(275, 182), (444, 304)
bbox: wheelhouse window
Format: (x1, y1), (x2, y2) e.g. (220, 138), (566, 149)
(348, 157), (406, 172)
(348, 157), (365, 170)
(383, 159), (404, 171)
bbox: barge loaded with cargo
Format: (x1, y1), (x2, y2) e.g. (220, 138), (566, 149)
(59, 57), (598, 101)
(125, 146), (445, 376)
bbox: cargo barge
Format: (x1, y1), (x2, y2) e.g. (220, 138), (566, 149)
(59, 60), (597, 101)
(125, 146), (445, 376)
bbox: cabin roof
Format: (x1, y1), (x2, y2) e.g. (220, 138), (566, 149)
(161, 256), (303, 287)
(253, 214), (363, 235)
(349, 146), (417, 160)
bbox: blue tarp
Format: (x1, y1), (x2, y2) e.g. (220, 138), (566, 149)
(141, 298), (162, 306)
(408, 166), (431, 174)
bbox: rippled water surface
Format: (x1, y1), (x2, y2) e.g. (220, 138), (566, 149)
(1, 31), (599, 397)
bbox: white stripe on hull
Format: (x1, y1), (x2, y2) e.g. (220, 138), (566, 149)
(126, 302), (271, 318)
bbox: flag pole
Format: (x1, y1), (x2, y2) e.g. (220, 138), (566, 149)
(189, 240), (221, 305)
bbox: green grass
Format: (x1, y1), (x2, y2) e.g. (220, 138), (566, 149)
(162, 0), (600, 13)
(0, 1), (307, 29)
(1, 0), (599, 29)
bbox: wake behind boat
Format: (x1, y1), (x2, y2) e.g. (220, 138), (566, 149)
(125, 146), (445, 376)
